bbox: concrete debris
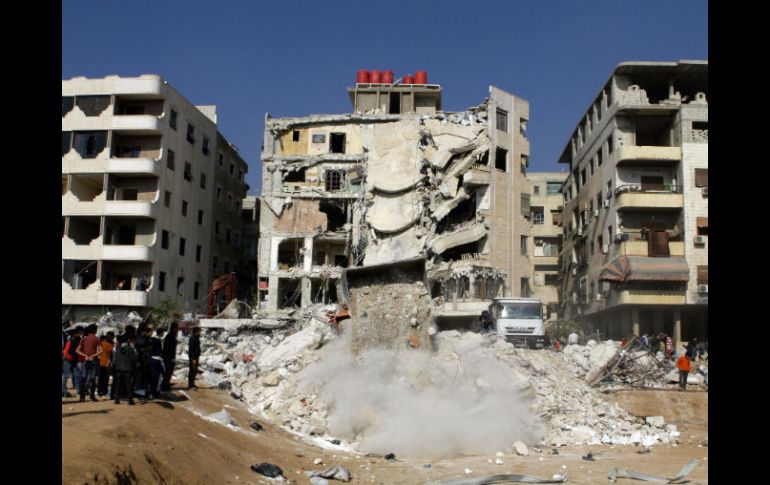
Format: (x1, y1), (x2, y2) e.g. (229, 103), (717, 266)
(310, 465), (351, 482)
(645, 416), (665, 428)
(513, 441), (530, 456)
(431, 473), (568, 484)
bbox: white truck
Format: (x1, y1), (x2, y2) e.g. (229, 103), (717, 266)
(490, 297), (547, 349)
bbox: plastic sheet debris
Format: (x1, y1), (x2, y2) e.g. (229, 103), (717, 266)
(581, 452), (595, 461)
(608, 459), (698, 483)
(310, 464), (351, 482)
(251, 462), (284, 478)
(328, 439), (341, 445)
(310, 477), (330, 485)
(384, 452), (396, 461)
(249, 421), (264, 431)
(205, 409), (237, 427)
(430, 473), (569, 484)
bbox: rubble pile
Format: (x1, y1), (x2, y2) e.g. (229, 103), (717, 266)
(180, 320), (682, 458)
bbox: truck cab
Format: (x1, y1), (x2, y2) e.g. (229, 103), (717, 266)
(490, 297), (546, 349)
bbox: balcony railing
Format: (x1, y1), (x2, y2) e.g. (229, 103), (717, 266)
(614, 183), (682, 196)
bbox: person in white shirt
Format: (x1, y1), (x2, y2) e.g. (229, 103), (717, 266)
(568, 332), (579, 345)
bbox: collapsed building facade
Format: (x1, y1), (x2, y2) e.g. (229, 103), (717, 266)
(557, 61), (708, 349)
(257, 73), (533, 328)
(62, 75), (249, 321)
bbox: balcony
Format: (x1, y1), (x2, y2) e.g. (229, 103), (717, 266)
(61, 285), (150, 307)
(615, 145), (681, 166)
(618, 239), (684, 257)
(104, 200), (157, 218)
(533, 255), (559, 266)
(110, 115), (163, 134)
(432, 300), (492, 318)
(462, 167), (491, 186)
(614, 184), (683, 211)
(62, 157), (161, 176)
(610, 288), (686, 306)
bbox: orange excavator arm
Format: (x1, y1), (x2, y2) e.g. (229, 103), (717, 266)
(206, 272), (236, 317)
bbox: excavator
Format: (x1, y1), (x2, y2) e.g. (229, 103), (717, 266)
(206, 272), (236, 317)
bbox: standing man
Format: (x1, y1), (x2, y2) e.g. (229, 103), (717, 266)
(75, 324), (102, 402)
(97, 331), (115, 397)
(188, 327), (201, 390)
(160, 322), (179, 392)
(480, 311), (495, 334)
(146, 328), (164, 400)
(113, 334), (138, 405)
(62, 326), (82, 397)
(676, 350), (691, 391)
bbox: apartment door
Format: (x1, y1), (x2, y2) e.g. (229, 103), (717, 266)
(648, 230), (670, 257)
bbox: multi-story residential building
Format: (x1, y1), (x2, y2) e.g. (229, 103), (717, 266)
(62, 75), (248, 321)
(240, 195), (261, 302)
(526, 171), (567, 324)
(257, 72), (531, 328)
(557, 61), (708, 350)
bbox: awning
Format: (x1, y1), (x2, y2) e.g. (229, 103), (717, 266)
(599, 256), (690, 282)
(696, 216), (708, 228)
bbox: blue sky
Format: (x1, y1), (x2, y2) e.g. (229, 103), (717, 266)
(62, 0), (707, 195)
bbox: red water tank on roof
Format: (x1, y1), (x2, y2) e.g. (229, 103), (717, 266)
(403, 74), (415, 85)
(382, 70), (394, 84)
(415, 70), (428, 85)
(357, 69), (370, 84)
(370, 70), (382, 83)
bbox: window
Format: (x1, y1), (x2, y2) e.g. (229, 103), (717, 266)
(694, 168), (708, 187)
(495, 147), (508, 171)
(170, 109), (177, 130)
(186, 123), (195, 144)
(520, 277), (531, 298)
(61, 131), (72, 156)
(292, 130), (300, 142)
(597, 149), (603, 167)
(590, 157), (595, 176)
(546, 182), (561, 195)
(215, 220), (220, 235)
(598, 235), (604, 253)
(161, 230), (169, 249)
(521, 193), (530, 217)
(62, 96), (74, 117)
(696, 217), (708, 236)
(200, 173), (206, 189)
(531, 207), (544, 225)
(607, 136), (614, 154)
(697, 265), (708, 284)
(227, 194), (233, 211)
(519, 118), (527, 136)
(73, 131), (107, 158)
(325, 170), (345, 192)
(520, 235), (528, 256)
(218, 153), (224, 167)
(194, 282), (200, 300)
(551, 210), (561, 226)
(164, 191), (171, 208)
(226, 228), (231, 243)
(198, 210), (204, 225)
(533, 185), (540, 195)
(213, 256), (219, 274)
(597, 191), (602, 210)
(196, 244), (202, 262)
(181, 200), (188, 217)
(496, 109), (508, 132)
(606, 180), (612, 198)
(520, 155), (528, 174)
(580, 168), (587, 185)
(216, 186), (222, 201)
(330, 133), (346, 153)
(590, 240), (595, 255)
(238, 169), (243, 181)
(229, 163), (235, 176)
(177, 277), (184, 296)
(312, 134), (326, 144)
(607, 225), (613, 244)
(184, 162), (193, 181)
(167, 150), (175, 170)
(202, 137), (209, 155)
(159, 271), (166, 291)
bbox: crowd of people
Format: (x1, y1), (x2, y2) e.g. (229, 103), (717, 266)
(62, 320), (202, 404)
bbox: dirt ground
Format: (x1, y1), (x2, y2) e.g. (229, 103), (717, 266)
(62, 383), (708, 485)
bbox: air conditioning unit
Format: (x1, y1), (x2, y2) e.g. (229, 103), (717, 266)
(603, 199), (610, 208)
(694, 235), (706, 245)
(702, 186), (708, 196)
(593, 209), (600, 218)
(602, 244), (609, 254)
(698, 284), (708, 294)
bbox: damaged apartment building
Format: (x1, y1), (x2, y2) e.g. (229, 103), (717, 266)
(558, 61), (708, 349)
(257, 71), (532, 328)
(62, 75), (249, 321)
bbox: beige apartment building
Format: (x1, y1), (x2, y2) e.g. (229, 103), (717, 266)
(257, 74), (532, 328)
(557, 61), (708, 347)
(526, 172), (567, 324)
(62, 75), (248, 321)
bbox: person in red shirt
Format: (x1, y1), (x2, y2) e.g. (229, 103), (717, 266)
(676, 351), (691, 391)
(76, 324), (102, 402)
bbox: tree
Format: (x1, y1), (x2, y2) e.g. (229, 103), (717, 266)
(147, 297), (181, 328)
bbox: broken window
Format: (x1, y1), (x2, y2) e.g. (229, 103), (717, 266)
(161, 230), (169, 249)
(186, 123), (195, 144)
(694, 168), (708, 187)
(478, 150), (489, 166)
(73, 131), (107, 158)
(170, 109), (178, 130)
(177, 277), (184, 296)
(278, 278), (301, 309)
(325, 170), (345, 192)
(496, 109), (508, 132)
(495, 147), (508, 171)
(320, 199), (348, 231)
(62, 131), (72, 156)
(292, 130), (300, 142)
(551, 210), (561, 226)
(278, 239), (303, 269)
(184, 162), (193, 181)
(284, 168), (306, 183)
(330, 133), (346, 154)
(546, 181), (561, 195)
(76, 95), (110, 116)
(62, 96), (74, 117)
(167, 150), (175, 170)
(312, 134), (326, 144)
